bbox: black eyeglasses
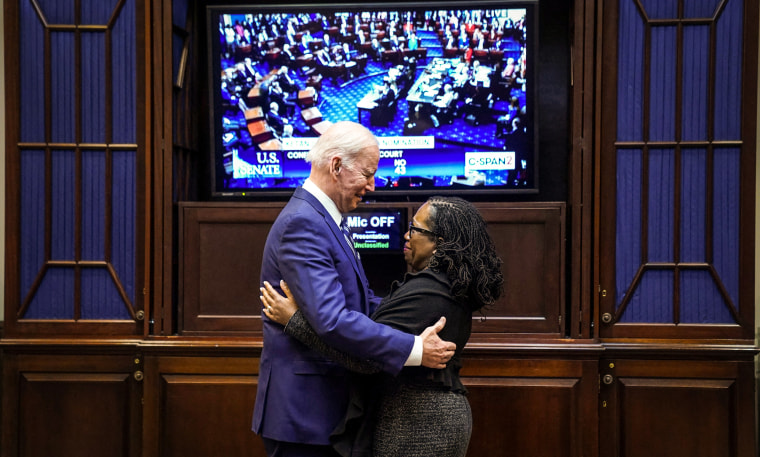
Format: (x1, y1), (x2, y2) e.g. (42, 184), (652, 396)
(408, 222), (439, 238)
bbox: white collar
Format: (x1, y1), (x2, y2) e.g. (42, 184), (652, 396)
(302, 178), (342, 227)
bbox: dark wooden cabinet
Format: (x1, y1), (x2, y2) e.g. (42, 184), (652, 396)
(1, 349), (143, 457)
(463, 352), (600, 457)
(178, 201), (567, 338)
(599, 352), (757, 457)
(142, 351), (265, 457)
(2, 343), (756, 457)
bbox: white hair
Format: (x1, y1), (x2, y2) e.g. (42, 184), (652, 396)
(306, 121), (378, 170)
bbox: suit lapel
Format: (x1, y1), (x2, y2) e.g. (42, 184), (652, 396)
(293, 187), (363, 273)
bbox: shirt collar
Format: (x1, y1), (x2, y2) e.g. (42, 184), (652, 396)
(302, 178), (342, 227)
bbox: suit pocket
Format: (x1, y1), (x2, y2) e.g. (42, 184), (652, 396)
(292, 359), (345, 376)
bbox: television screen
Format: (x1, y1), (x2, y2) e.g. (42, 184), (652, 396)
(345, 208), (406, 252)
(208, 1), (537, 198)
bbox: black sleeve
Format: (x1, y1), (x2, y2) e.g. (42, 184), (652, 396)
(283, 310), (384, 375)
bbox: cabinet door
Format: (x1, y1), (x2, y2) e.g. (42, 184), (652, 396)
(463, 356), (598, 457)
(473, 203), (566, 337)
(1, 352), (142, 457)
(178, 203), (285, 335)
(4, 0), (147, 338)
(599, 358), (756, 457)
(597, 0), (757, 339)
(142, 355), (265, 457)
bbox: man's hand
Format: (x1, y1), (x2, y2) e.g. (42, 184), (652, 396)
(420, 317), (456, 369)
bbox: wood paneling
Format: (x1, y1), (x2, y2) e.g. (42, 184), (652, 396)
(463, 356), (598, 457)
(1, 344), (756, 457)
(178, 203), (285, 335)
(143, 355), (265, 457)
(1, 351), (141, 457)
(178, 202), (566, 338)
(599, 357), (757, 457)
(471, 203), (566, 337)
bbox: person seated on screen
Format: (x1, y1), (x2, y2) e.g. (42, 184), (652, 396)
(234, 61), (258, 89)
(452, 56), (469, 78)
(280, 43), (296, 68)
(338, 42), (360, 79)
(266, 102), (293, 139)
(315, 47), (335, 68)
(267, 80), (296, 117)
(431, 83), (459, 126)
(370, 78), (397, 126)
(444, 33), (457, 51)
(370, 38), (384, 61)
(404, 103), (435, 134)
(473, 28), (486, 50)
(357, 29), (368, 45)
(501, 57), (518, 89)
(401, 57), (417, 91)
(461, 81), (493, 125)
(407, 31), (419, 51)
(276, 65), (303, 93)
(299, 30), (312, 55)
(330, 43), (347, 64)
(380, 78), (397, 103)
(458, 24), (470, 48)
(471, 60), (488, 79)
(318, 13), (331, 31)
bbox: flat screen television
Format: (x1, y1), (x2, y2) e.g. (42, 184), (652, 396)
(207, 1), (537, 198)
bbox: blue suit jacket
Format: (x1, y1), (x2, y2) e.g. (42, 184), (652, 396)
(252, 187), (415, 445)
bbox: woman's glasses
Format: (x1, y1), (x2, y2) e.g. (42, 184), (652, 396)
(408, 222), (439, 238)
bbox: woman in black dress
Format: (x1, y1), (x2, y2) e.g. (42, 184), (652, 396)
(262, 196), (504, 457)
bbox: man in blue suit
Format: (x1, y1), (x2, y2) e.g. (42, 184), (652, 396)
(253, 121), (455, 457)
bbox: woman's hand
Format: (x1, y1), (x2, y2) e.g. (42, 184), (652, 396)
(261, 280), (298, 325)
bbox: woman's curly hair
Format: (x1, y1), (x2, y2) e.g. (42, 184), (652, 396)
(425, 196), (504, 312)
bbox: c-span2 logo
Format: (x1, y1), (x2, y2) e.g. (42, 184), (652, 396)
(464, 151), (515, 174)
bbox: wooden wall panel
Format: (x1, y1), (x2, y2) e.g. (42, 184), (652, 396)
(462, 356), (598, 457)
(1, 352), (141, 457)
(599, 358), (757, 457)
(20, 373), (133, 456)
(1, 346), (755, 457)
(142, 355), (265, 457)
(471, 203), (566, 337)
(178, 202), (566, 338)
(178, 203), (285, 335)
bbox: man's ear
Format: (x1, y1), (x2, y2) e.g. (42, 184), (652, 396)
(331, 157), (342, 176)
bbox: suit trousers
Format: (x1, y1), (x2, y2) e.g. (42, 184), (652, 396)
(262, 437), (342, 457)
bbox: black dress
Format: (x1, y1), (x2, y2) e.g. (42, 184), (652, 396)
(283, 269), (473, 457)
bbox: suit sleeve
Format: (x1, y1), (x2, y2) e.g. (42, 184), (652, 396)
(276, 212), (414, 375)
